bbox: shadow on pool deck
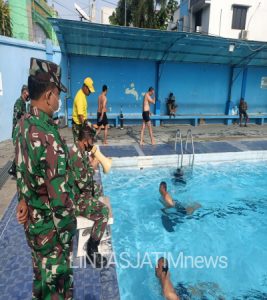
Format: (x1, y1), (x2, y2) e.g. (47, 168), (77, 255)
(0, 196), (120, 300)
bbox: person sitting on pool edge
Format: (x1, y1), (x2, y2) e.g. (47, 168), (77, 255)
(155, 257), (180, 300)
(159, 181), (201, 214)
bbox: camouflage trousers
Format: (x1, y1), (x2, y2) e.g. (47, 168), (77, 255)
(31, 243), (73, 300)
(72, 123), (82, 143)
(75, 194), (109, 241)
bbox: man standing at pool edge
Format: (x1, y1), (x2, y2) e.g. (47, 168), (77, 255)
(15, 58), (76, 299)
(95, 84), (109, 144)
(140, 87), (156, 145)
(72, 77), (95, 141)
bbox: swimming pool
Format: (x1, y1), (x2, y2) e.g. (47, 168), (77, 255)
(102, 162), (267, 300)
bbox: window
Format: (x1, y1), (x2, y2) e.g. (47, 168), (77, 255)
(232, 5), (248, 30)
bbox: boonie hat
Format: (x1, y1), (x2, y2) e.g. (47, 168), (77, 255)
(29, 58), (67, 93)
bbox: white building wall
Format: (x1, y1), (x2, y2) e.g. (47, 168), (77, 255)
(208, 0), (267, 41)
(167, 9), (179, 30)
(101, 7), (115, 25)
(201, 5), (210, 33)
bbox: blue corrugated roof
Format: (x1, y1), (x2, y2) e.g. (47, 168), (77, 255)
(49, 18), (267, 67)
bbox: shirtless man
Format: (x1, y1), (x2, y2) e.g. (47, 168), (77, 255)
(155, 258), (180, 300)
(96, 85), (109, 144)
(140, 87), (155, 145)
(159, 181), (201, 215)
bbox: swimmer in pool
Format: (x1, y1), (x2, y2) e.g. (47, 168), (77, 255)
(155, 258), (180, 300)
(173, 168), (186, 185)
(159, 181), (201, 215)
(155, 259), (225, 300)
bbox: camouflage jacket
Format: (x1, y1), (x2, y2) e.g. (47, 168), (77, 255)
(68, 143), (102, 202)
(12, 97), (27, 139)
(14, 106), (76, 255)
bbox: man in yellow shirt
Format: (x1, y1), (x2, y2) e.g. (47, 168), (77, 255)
(72, 77), (95, 141)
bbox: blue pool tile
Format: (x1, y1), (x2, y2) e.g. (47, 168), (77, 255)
(141, 144), (176, 156)
(0, 194), (17, 235)
(193, 142), (241, 153)
(240, 140), (267, 151)
(0, 196), (120, 300)
(99, 146), (138, 157)
(100, 280), (120, 300)
(100, 266), (120, 300)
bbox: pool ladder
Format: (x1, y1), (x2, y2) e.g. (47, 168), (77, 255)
(174, 129), (195, 168)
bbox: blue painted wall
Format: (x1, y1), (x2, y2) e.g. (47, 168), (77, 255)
(0, 36), (67, 142)
(158, 62), (231, 114)
(0, 35), (266, 141)
(67, 56), (267, 123)
(231, 67), (244, 107)
(68, 56), (156, 117)
(228, 66), (267, 113)
(245, 67), (267, 113)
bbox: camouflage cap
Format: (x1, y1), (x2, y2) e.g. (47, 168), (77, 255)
(21, 84), (28, 93)
(29, 58), (67, 93)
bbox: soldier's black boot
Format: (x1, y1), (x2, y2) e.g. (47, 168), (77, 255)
(86, 237), (107, 268)
(8, 160), (17, 178)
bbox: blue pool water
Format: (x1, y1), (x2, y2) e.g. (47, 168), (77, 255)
(102, 162), (267, 300)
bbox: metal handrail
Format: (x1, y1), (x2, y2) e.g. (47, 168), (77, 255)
(174, 129), (183, 168)
(184, 129), (195, 166)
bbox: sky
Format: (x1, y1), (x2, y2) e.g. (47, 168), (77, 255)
(47, 0), (118, 23)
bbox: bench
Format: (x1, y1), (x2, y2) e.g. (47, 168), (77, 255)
(121, 114), (234, 126)
(121, 114), (267, 127)
(192, 114), (267, 126)
(76, 196), (113, 257)
(68, 114), (267, 128)
(246, 114), (267, 125)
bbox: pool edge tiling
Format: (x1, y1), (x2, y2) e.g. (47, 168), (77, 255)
(111, 151), (267, 168)
(99, 140), (267, 168)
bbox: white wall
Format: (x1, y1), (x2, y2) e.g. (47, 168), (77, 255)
(201, 5), (210, 33)
(208, 0), (267, 41)
(101, 7), (115, 25)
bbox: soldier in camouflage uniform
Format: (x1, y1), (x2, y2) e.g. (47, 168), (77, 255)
(14, 58), (76, 300)
(9, 85), (30, 176)
(12, 85), (30, 138)
(69, 124), (109, 267)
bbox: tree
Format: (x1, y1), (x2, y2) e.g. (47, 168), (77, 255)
(0, 0), (12, 37)
(109, 0), (132, 27)
(109, 0), (178, 30)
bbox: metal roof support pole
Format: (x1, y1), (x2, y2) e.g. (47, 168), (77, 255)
(65, 54), (71, 127)
(154, 61), (161, 127)
(124, 0), (127, 26)
(241, 67), (248, 100)
(225, 66), (234, 124)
